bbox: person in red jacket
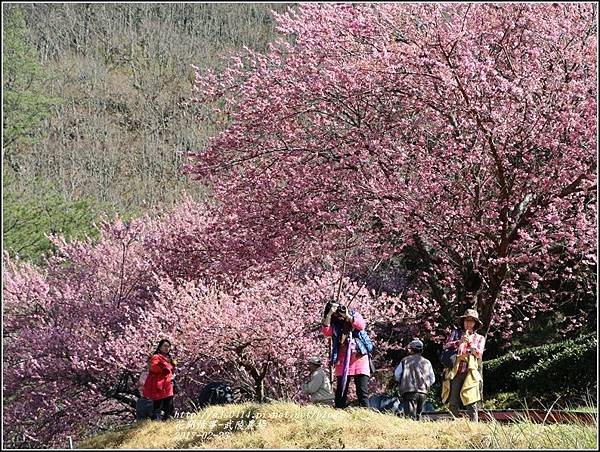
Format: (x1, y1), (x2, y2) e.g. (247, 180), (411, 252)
(142, 339), (177, 420)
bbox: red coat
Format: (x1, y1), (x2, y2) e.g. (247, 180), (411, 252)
(142, 353), (175, 401)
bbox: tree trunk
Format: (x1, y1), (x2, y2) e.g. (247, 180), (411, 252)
(239, 357), (270, 403)
(411, 233), (456, 326)
(478, 263), (508, 336)
(255, 378), (265, 403)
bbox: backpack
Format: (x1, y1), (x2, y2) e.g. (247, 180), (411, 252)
(439, 329), (460, 368)
(136, 396), (154, 420)
(439, 348), (457, 369)
(354, 329), (376, 373)
(354, 329), (374, 355)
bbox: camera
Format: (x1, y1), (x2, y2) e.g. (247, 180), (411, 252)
(336, 305), (348, 316)
(323, 300), (349, 319)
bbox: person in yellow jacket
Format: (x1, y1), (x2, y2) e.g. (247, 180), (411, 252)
(441, 309), (486, 421)
(442, 353), (483, 409)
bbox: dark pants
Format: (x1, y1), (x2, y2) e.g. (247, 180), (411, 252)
(448, 372), (478, 421)
(152, 396), (175, 420)
(402, 392), (427, 420)
(136, 397), (154, 420)
(335, 374), (369, 408)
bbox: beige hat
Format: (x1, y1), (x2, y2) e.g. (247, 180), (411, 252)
(308, 356), (322, 366)
(459, 308), (483, 330)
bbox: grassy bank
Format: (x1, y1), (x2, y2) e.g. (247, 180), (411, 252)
(77, 402), (597, 449)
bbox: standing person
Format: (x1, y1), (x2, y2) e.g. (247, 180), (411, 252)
(142, 339), (177, 421)
(441, 309), (486, 421)
(301, 356), (334, 406)
(394, 339), (435, 420)
(321, 300), (372, 409)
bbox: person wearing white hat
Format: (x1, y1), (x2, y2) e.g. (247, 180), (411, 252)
(301, 356), (334, 406)
(394, 339), (435, 420)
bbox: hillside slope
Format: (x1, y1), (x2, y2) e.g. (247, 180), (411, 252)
(3, 3), (294, 263)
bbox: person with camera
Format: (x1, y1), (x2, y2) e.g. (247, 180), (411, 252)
(441, 309), (486, 421)
(142, 339), (178, 421)
(301, 356), (334, 406)
(394, 339), (435, 420)
(321, 300), (372, 409)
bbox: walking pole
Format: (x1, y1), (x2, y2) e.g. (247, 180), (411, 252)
(335, 233), (350, 303)
(346, 258), (383, 309)
(329, 234), (350, 389)
(336, 257), (347, 303)
(328, 336), (334, 387)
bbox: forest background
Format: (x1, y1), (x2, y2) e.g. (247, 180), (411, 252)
(4, 3), (291, 264)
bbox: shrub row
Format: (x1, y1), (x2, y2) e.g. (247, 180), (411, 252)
(483, 333), (597, 399)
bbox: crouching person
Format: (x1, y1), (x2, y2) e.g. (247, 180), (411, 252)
(394, 339), (435, 420)
(302, 356), (334, 406)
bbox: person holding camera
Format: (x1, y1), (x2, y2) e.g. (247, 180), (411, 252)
(441, 309), (486, 421)
(321, 300), (371, 409)
(301, 356), (334, 406)
(394, 339), (435, 420)
(142, 339), (178, 420)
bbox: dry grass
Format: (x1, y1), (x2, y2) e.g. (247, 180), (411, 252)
(76, 402), (598, 449)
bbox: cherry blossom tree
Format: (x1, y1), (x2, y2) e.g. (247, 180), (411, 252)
(3, 217), (164, 448)
(3, 200), (406, 448)
(186, 3), (597, 339)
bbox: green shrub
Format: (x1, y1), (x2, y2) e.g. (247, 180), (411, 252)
(3, 171), (119, 265)
(514, 334), (597, 397)
(481, 391), (523, 410)
(483, 333), (597, 402)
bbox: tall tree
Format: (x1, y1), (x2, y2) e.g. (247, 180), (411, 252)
(187, 3), (597, 338)
(2, 6), (59, 170)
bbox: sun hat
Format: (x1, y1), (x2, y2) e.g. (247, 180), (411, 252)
(459, 308), (483, 330)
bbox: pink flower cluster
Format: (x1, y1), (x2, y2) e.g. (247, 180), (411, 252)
(3, 200), (413, 447)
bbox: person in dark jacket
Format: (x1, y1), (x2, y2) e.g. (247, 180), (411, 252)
(394, 339), (435, 420)
(142, 339), (177, 420)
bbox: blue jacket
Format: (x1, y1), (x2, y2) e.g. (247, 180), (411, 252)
(330, 310), (374, 365)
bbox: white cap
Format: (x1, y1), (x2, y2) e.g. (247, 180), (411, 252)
(408, 339), (424, 350)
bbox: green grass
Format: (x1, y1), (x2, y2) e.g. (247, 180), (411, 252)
(472, 415), (598, 449)
(564, 406), (598, 413)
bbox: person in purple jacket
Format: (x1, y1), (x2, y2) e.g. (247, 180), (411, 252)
(321, 301), (371, 409)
